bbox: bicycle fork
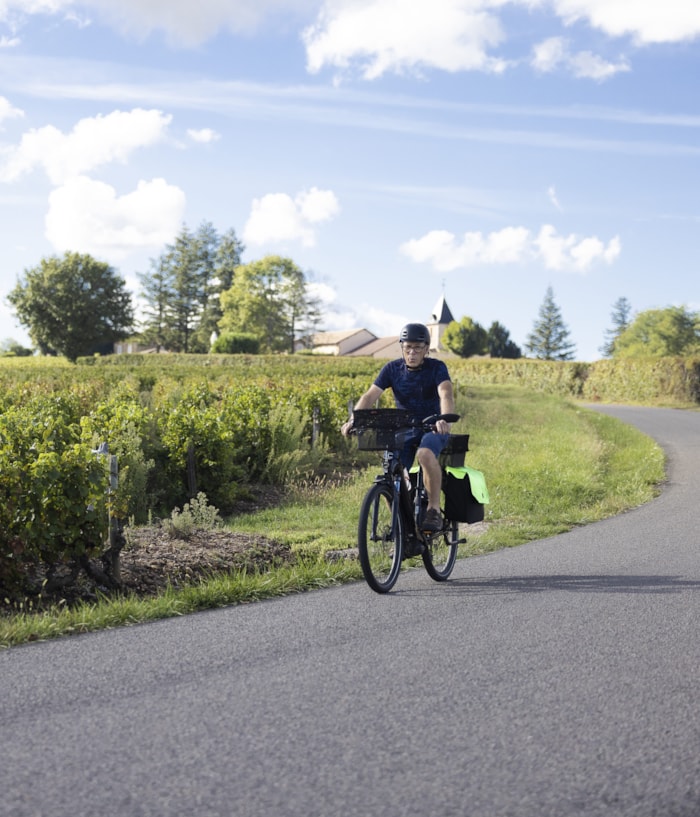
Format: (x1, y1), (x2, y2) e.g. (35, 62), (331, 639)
(368, 475), (403, 546)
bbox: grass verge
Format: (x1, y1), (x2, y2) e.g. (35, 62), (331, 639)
(1, 387), (665, 649)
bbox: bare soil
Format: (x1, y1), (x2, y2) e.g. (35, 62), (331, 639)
(1, 484), (293, 612)
(108, 482), (293, 600)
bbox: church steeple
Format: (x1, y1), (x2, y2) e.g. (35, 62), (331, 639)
(430, 294), (455, 325)
(427, 294), (455, 352)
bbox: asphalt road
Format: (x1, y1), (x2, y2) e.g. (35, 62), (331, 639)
(2, 405), (700, 817)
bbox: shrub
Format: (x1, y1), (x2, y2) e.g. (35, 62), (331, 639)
(162, 492), (222, 540)
(80, 395), (156, 524)
(211, 333), (260, 354)
(262, 402), (329, 485)
(0, 404), (111, 599)
(157, 383), (247, 513)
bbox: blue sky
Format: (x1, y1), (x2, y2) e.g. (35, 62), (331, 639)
(0, 0), (699, 361)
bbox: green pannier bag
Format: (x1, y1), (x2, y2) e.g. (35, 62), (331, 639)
(442, 466), (489, 524)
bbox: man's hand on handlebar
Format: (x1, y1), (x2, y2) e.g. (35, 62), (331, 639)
(341, 419), (354, 437)
(424, 412), (459, 435)
(433, 417), (451, 435)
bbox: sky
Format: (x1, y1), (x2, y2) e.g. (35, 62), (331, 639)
(0, 0), (699, 362)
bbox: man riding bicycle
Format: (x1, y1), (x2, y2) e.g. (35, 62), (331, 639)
(341, 322), (455, 531)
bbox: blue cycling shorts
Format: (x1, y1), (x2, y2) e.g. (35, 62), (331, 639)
(401, 431), (450, 470)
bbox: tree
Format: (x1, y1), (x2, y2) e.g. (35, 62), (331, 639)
(487, 321), (522, 359)
(162, 224), (207, 353)
(138, 222), (245, 353)
(137, 256), (173, 352)
(218, 255), (322, 353)
(613, 306), (700, 358)
(525, 286), (576, 361)
(8, 252), (134, 362)
(600, 296), (632, 357)
(0, 338), (32, 357)
(442, 317), (488, 357)
(195, 227), (245, 350)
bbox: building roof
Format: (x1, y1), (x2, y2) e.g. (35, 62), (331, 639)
(429, 294), (455, 325)
(313, 329), (375, 345)
(346, 335), (400, 357)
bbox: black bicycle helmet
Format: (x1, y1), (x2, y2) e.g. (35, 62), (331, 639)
(399, 322), (430, 345)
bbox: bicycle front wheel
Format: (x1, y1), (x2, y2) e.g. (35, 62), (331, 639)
(422, 518), (459, 581)
(358, 482), (403, 593)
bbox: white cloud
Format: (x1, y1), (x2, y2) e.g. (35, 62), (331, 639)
(402, 224), (620, 273)
(0, 108), (172, 184)
(311, 299), (407, 335)
(362, 305), (407, 337)
(534, 224), (621, 271)
(568, 50), (629, 80)
(296, 186), (340, 222)
(303, 281), (400, 334)
(400, 226), (531, 272)
(303, 0), (700, 80)
(549, 0), (700, 45)
(187, 127), (221, 143)
(303, 0), (509, 79)
(531, 36), (568, 72)
(531, 36), (629, 80)
(0, 96), (23, 125)
(45, 175), (185, 260)
(243, 187), (340, 247)
(548, 185), (562, 210)
(2, 0), (700, 60)
(307, 280), (337, 305)
(0, 0), (319, 46)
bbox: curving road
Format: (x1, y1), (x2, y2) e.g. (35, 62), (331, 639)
(2, 405), (700, 817)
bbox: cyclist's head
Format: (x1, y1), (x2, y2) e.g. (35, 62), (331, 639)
(399, 323), (430, 369)
(399, 323), (430, 346)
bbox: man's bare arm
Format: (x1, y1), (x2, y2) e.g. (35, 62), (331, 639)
(435, 380), (455, 434)
(341, 384), (384, 436)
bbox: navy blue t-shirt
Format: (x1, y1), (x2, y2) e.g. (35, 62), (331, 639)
(374, 357), (451, 421)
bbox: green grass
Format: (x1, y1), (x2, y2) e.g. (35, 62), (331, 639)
(0, 559), (364, 647)
(0, 386), (665, 649)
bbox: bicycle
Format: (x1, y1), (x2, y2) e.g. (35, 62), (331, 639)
(352, 408), (470, 593)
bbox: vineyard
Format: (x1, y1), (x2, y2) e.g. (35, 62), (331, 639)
(0, 354), (386, 598)
(1, 351), (696, 601)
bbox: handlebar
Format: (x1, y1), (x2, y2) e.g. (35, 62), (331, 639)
(348, 409), (460, 434)
(420, 413), (460, 427)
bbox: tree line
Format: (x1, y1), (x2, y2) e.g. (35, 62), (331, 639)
(444, 287), (700, 361)
(6, 223), (700, 361)
(7, 222), (322, 362)
(441, 285), (574, 361)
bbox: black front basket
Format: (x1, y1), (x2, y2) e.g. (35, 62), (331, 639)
(353, 409), (416, 451)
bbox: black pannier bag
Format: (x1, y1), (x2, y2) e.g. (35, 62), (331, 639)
(434, 434), (489, 524)
(441, 465), (489, 524)
(438, 433), (470, 468)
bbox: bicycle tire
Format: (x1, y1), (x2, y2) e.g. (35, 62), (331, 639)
(422, 517), (459, 581)
(358, 482), (403, 593)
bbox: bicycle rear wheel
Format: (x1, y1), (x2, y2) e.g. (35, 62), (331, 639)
(358, 482), (403, 593)
(422, 518), (459, 581)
